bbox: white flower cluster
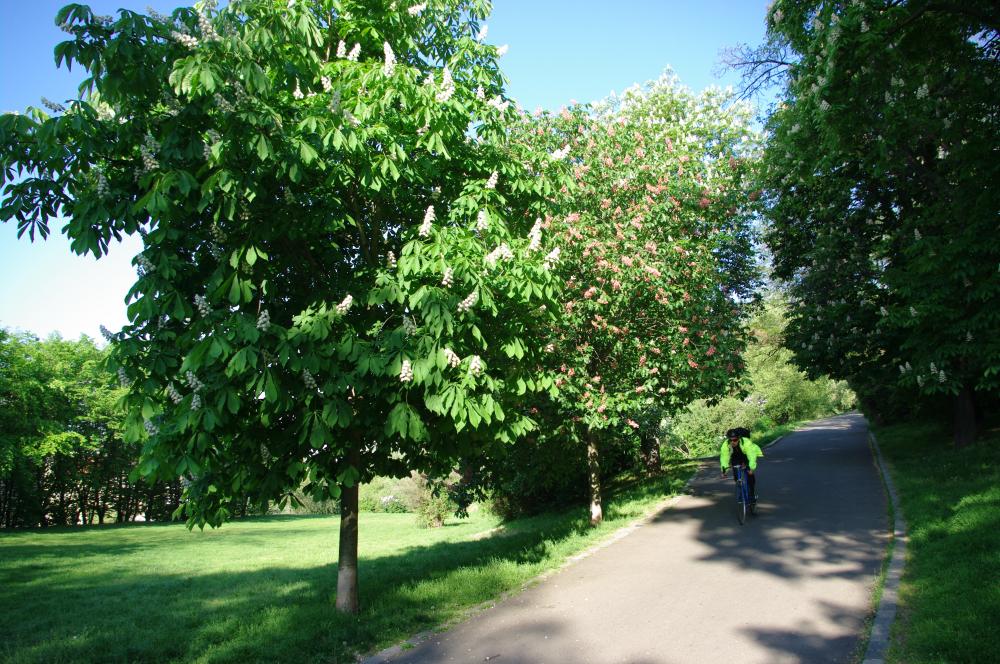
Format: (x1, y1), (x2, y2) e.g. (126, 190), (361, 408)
(144, 420), (159, 436)
(140, 134), (160, 172)
(407, 3), (426, 16)
(550, 144), (570, 160)
(916, 83), (929, 100)
(293, 83), (304, 100)
(441, 266), (454, 287)
(337, 294), (353, 315)
(476, 24), (488, 41)
(171, 30), (200, 49)
(485, 243), (513, 267)
(257, 309), (271, 331)
(136, 254), (155, 275)
(185, 371), (204, 392)
(487, 95), (510, 112)
(485, 171), (498, 189)
(194, 294), (211, 316)
(457, 290), (478, 312)
(166, 383), (183, 404)
(387, 251), (397, 268)
(214, 93), (235, 113)
(419, 205), (435, 237)
(476, 86), (485, 100)
(197, 10), (220, 42)
(210, 222), (226, 243)
(476, 210), (489, 232)
(400, 359), (414, 382)
(880, 306), (889, 316)
(41, 97), (66, 113)
(321, 76), (333, 92)
(443, 348), (461, 368)
(203, 129), (221, 160)
(96, 173), (110, 196)
(468, 355), (483, 376)
(496, 44), (509, 57)
(191, 394), (202, 410)
(966, 331), (973, 343)
(403, 315), (417, 335)
(383, 42), (396, 76)
(118, 368), (131, 387)
(435, 67), (455, 103)
(819, 100), (831, 112)
(543, 246), (561, 269)
(99, 325), (114, 341)
(347, 43), (361, 61)
(302, 368), (318, 389)
(329, 88), (341, 114)
(528, 218), (543, 252)
(909, 306), (918, 317)
(146, 6), (171, 23)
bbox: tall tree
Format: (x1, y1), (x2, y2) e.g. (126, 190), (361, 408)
(0, 0), (569, 612)
(744, 0), (1000, 445)
(519, 74), (761, 524)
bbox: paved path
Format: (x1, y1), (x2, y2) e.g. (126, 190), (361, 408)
(373, 413), (887, 664)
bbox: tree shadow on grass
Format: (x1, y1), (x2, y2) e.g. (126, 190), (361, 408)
(0, 467), (692, 664)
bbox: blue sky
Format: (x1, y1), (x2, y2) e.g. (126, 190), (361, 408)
(0, 0), (770, 341)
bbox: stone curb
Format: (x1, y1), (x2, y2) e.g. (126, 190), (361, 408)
(360, 468), (698, 663)
(862, 430), (908, 664)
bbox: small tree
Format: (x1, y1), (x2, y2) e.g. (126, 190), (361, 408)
(0, 0), (570, 612)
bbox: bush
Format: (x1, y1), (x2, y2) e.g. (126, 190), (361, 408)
(668, 397), (763, 457)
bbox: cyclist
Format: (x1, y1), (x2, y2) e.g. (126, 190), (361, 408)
(720, 427), (763, 503)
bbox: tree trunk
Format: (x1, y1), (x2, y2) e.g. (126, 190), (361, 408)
(336, 448), (361, 614)
(586, 431), (603, 526)
(953, 384), (976, 448)
(641, 437), (661, 475)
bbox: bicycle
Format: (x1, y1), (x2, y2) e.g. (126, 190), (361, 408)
(729, 464), (756, 525)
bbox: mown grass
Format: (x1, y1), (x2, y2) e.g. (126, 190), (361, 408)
(0, 461), (695, 664)
(873, 419), (1000, 664)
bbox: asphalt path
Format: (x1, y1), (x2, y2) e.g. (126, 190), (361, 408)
(372, 413), (886, 664)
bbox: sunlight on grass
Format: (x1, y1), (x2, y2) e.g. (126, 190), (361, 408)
(874, 421), (1000, 664)
(0, 465), (693, 663)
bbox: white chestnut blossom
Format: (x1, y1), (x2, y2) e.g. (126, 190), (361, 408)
(407, 3), (426, 16)
(194, 294), (212, 316)
(347, 43), (361, 61)
(117, 368), (131, 387)
(171, 30), (200, 49)
(336, 40), (347, 58)
(443, 348), (461, 368)
(528, 218), (543, 252)
(197, 10), (220, 42)
(96, 172), (110, 196)
(400, 359), (414, 382)
(543, 246), (561, 269)
(99, 325), (114, 342)
(496, 44), (508, 56)
(387, 251), (397, 268)
(435, 67), (455, 103)
(485, 243), (513, 267)
(476, 24), (488, 41)
(419, 205), (435, 237)
(214, 93), (235, 113)
(185, 371), (204, 393)
(469, 355), (484, 376)
(135, 254), (155, 275)
(40, 97), (66, 113)
(550, 144), (570, 160)
(441, 266), (454, 287)
(457, 290), (478, 312)
(485, 171), (498, 189)
(383, 42), (396, 76)
(337, 294), (353, 314)
(166, 384), (183, 404)
(139, 133), (160, 172)
(256, 309), (271, 331)
(476, 209), (489, 232)
(144, 420), (159, 436)
(302, 368), (318, 390)
(403, 315), (417, 335)
(190, 394), (202, 411)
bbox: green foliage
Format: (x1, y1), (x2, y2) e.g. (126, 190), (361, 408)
(755, 1), (1000, 438)
(0, 468), (692, 663)
(874, 419), (1000, 663)
(0, 0), (573, 534)
(0, 330), (181, 527)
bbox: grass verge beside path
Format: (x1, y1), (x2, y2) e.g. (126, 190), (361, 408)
(873, 420), (1000, 664)
(0, 461), (695, 664)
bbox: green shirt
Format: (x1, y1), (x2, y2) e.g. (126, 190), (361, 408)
(719, 437), (764, 471)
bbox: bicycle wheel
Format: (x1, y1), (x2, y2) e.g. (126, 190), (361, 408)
(736, 478), (747, 525)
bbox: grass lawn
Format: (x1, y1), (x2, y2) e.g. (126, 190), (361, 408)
(0, 462), (694, 664)
(874, 419), (1000, 664)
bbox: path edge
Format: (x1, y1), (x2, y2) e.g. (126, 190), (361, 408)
(861, 429), (908, 664)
